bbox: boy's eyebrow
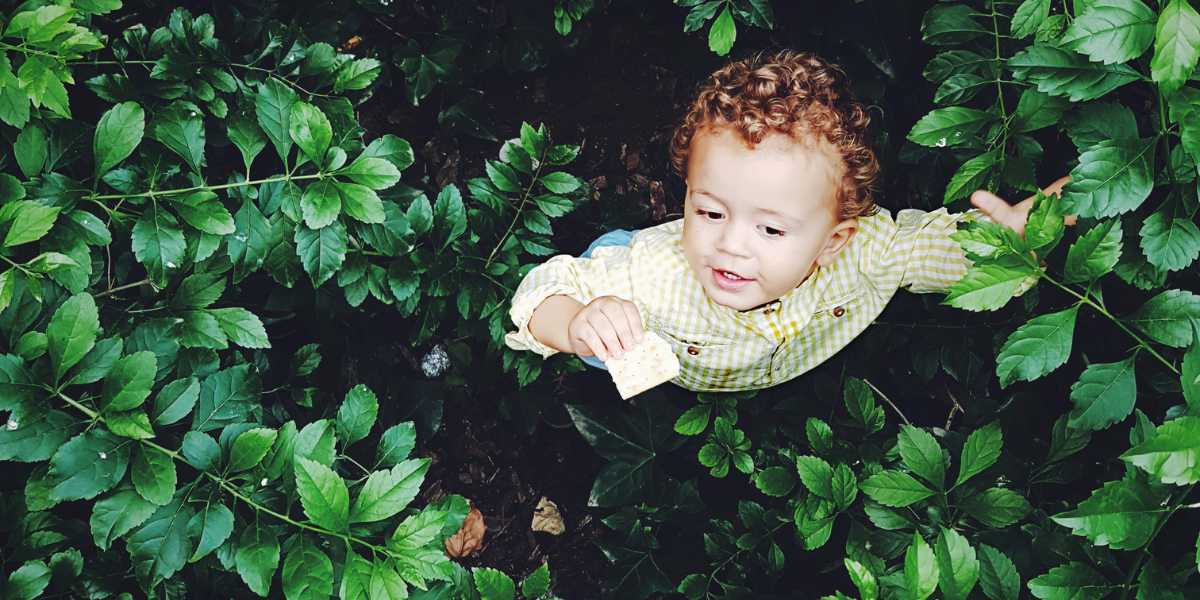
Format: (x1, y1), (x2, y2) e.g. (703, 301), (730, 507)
(694, 189), (802, 223)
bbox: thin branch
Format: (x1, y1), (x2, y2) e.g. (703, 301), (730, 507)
(863, 379), (911, 426)
(98, 278), (153, 297)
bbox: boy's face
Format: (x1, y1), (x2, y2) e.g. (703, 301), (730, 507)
(681, 127), (859, 311)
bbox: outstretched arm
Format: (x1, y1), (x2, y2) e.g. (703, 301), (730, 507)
(969, 176), (1075, 237)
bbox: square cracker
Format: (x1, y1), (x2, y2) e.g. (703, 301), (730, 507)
(606, 331), (681, 399)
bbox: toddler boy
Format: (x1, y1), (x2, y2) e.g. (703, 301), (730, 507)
(504, 50), (1061, 393)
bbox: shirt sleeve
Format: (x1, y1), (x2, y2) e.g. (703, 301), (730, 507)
(862, 207), (1036, 295)
(504, 245), (642, 357)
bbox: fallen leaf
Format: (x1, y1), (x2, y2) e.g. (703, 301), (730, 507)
(532, 497), (565, 535)
(445, 502), (486, 558)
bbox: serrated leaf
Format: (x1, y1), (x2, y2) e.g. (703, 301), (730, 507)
(1126, 290), (1200, 348)
(256, 79), (297, 162)
(94, 102), (144, 180)
(1139, 192), (1200, 271)
(522, 562), (551, 599)
(475, 568), (516, 600)
(944, 262), (1035, 312)
(172, 190), (236, 236)
(861, 471), (935, 507)
(1027, 562), (1116, 600)
(1061, 0), (1156, 64)
(152, 101), (205, 173)
(132, 202), (186, 287)
(1122, 415), (1200, 484)
(290, 102), (333, 167)
(47, 293), (98, 381)
(188, 502), (233, 561)
(935, 527), (978, 600)
(1068, 358), (1137, 431)
(961, 488), (1032, 527)
(229, 428), (277, 472)
(1051, 476), (1167, 549)
(708, 5), (736, 55)
(796, 455), (834, 499)
(756, 465), (797, 497)
(1064, 220), (1122, 283)
(1008, 44), (1140, 101)
(295, 222), (346, 288)
(91, 487), (157, 550)
(898, 425), (945, 489)
(1062, 138), (1155, 218)
(351, 459), (430, 523)
(235, 520), (279, 596)
(282, 535), (334, 600)
(210, 307), (270, 349)
(295, 457), (349, 531)
(132, 445), (176, 505)
(1012, 0), (1050, 38)
(908, 107), (996, 147)
(956, 421), (1002, 488)
(128, 495), (193, 584)
(905, 532), (939, 600)
(1151, 0), (1200, 94)
(995, 306), (1077, 387)
(377, 423), (417, 468)
(337, 384), (378, 447)
(49, 429), (130, 501)
(100, 351), (157, 412)
(944, 149), (1000, 204)
(337, 181), (385, 223)
(978, 545), (1020, 600)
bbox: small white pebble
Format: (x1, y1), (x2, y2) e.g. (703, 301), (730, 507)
(261, 478), (269, 486)
(190, 111), (196, 117)
(99, 452), (107, 459)
(421, 345), (451, 378)
(6, 419), (17, 431)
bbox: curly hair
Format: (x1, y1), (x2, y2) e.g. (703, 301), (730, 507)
(669, 50), (880, 221)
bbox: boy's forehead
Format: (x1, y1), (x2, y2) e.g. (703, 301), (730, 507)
(691, 125), (841, 171)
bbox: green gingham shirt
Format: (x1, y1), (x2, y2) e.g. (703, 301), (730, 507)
(506, 208), (1009, 392)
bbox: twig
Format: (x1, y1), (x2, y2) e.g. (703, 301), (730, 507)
(374, 17), (410, 40)
(944, 381), (963, 430)
(98, 277), (152, 297)
(863, 379), (911, 426)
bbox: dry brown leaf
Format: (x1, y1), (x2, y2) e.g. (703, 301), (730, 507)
(444, 502), (486, 558)
(532, 497), (565, 535)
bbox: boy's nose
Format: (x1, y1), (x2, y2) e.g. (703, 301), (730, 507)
(715, 226), (752, 257)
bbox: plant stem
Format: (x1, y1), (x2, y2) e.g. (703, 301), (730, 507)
(989, 1), (1010, 153)
(98, 277), (152, 297)
(863, 379), (911, 426)
(1117, 484), (1194, 600)
(485, 152), (547, 268)
(1041, 274), (1179, 374)
(88, 174), (323, 202)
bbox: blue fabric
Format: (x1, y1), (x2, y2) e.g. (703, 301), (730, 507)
(578, 229), (636, 370)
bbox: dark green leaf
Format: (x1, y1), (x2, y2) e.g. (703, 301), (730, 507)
(1151, 0), (1200, 94)
(995, 306), (1077, 387)
(295, 221), (347, 287)
(91, 487), (157, 550)
(1139, 192), (1200, 271)
(860, 471), (934, 507)
(1068, 358), (1137, 431)
(192, 364), (261, 433)
(377, 422), (417, 468)
(1008, 44), (1140, 101)
(100, 351), (157, 412)
(172, 190), (236, 235)
(908, 108), (996, 147)
(152, 101), (205, 173)
(188, 502), (233, 561)
(1064, 220), (1122, 283)
(1051, 475), (1167, 549)
(897, 425), (945, 489)
(282, 535), (334, 600)
(935, 527), (977, 600)
(47, 293), (98, 381)
(128, 495), (193, 585)
(256, 80), (297, 162)
(1027, 562), (1116, 600)
(1061, 0), (1156, 64)
(289, 102), (333, 167)
(1063, 138), (1155, 218)
(235, 520), (280, 596)
(296, 457), (349, 531)
(181, 431), (221, 471)
(132, 445), (176, 505)
(49, 429), (130, 501)
(977, 545), (1020, 600)
(960, 488), (1031, 527)
(93, 102), (144, 180)
(956, 421), (1002, 488)
(132, 202), (186, 287)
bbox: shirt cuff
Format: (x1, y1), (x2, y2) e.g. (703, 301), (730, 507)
(504, 263), (592, 358)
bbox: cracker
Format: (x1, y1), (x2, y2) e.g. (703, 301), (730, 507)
(606, 331), (681, 399)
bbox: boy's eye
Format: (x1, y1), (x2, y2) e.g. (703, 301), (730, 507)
(697, 210), (724, 220)
(762, 226), (785, 237)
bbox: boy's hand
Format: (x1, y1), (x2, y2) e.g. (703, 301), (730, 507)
(567, 296), (645, 362)
(970, 175), (1074, 238)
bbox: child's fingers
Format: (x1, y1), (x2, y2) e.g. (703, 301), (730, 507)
(596, 303), (639, 353)
(574, 326), (607, 361)
(620, 301), (645, 344)
(970, 190), (1023, 235)
(586, 311), (625, 360)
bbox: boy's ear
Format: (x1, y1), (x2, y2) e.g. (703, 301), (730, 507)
(815, 218), (859, 267)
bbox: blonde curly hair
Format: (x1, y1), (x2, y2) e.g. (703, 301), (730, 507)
(669, 50), (880, 221)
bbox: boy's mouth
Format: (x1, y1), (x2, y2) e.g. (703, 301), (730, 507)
(712, 268), (754, 291)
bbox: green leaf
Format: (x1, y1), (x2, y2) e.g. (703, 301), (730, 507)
(1122, 415), (1200, 484)
(94, 102), (144, 181)
(300, 179), (341, 229)
(4, 561), (51, 600)
(844, 378), (885, 434)
(1068, 358), (1137, 431)
(935, 527), (978, 600)
(255, 79), (297, 162)
(350, 459), (430, 523)
(1137, 558), (1183, 600)
(282, 535), (334, 600)
(1127, 290), (1200, 348)
(905, 532), (939, 600)
(1064, 220), (1122, 283)
(944, 262), (1035, 312)
(1169, 87), (1200, 162)
(171, 273), (226, 311)
(922, 3), (986, 45)
(861, 471), (934, 507)
(960, 488), (1032, 527)
(181, 431), (222, 471)
(1062, 138), (1156, 218)
(47, 293), (98, 381)
(944, 149), (1001, 204)
(955, 421), (1002, 488)
(229, 428), (278, 472)
(235, 520), (280, 597)
(475, 568), (516, 600)
(1061, 0), (1156, 64)
(0, 410), (77, 462)
(996, 306), (1078, 387)
(1183, 322), (1200, 412)
(433, 184), (467, 250)
(49, 429), (130, 501)
(1008, 44), (1140, 101)
(295, 221), (347, 287)
(132, 202), (186, 287)
(90, 487), (157, 550)
(832, 462), (858, 510)
(924, 50), (990, 81)
(107, 410), (155, 439)
(674, 404), (712, 435)
(337, 182), (385, 223)
(296, 457), (350, 531)
(1012, 0), (1050, 38)
(188, 502), (233, 561)
(1139, 192), (1200, 271)
(1151, 0), (1200, 94)
(1, 201), (59, 247)
(100, 351), (157, 412)
(795, 455), (834, 499)
(1025, 191), (1066, 253)
(192, 364), (261, 433)
(756, 465), (797, 497)
(377, 423), (417, 468)
(1051, 475), (1167, 549)
(152, 101), (205, 173)
(128, 496), (194, 584)
(172, 190), (236, 236)
(907, 107), (997, 147)
(337, 384), (379, 447)
(389, 506), (450, 551)
(708, 4), (736, 55)
(341, 157), (401, 190)
(294, 419), (336, 466)
(210, 307), (269, 349)
(897, 425), (945, 489)
(539, 172), (582, 194)
(18, 56), (69, 117)
(0, 69), (29, 128)
(228, 112), (267, 172)
(289, 102), (333, 167)
(335, 58), (382, 93)
(977, 544), (1020, 600)
(15, 123), (47, 179)
(1027, 562), (1116, 600)
(340, 554), (372, 600)
(1012, 88), (1073, 133)
(132, 446), (176, 505)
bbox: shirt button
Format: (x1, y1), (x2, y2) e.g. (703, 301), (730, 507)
(832, 306), (846, 317)
(763, 307), (775, 315)
(687, 346), (700, 356)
